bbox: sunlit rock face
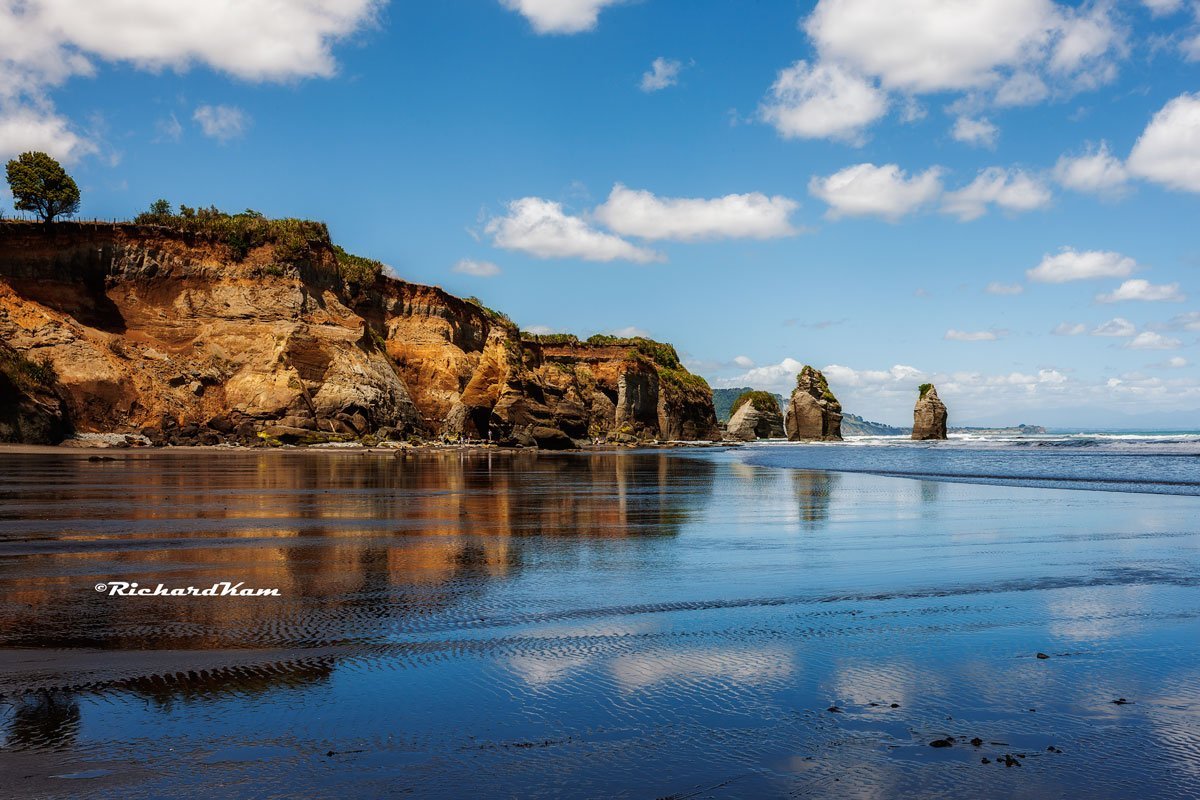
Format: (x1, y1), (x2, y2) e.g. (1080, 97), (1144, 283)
(785, 366), (842, 441)
(0, 222), (719, 446)
(726, 392), (785, 441)
(912, 384), (948, 440)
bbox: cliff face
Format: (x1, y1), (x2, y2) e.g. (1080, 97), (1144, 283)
(912, 384), (948, 440)
(0, 222), (719, 446)
(785, 366), (843, 441)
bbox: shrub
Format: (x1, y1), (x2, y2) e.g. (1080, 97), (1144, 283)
(333, 245), (384, 287)
(464, 296), (514, 326)
(919, 383), (934, 398)
(133, 202), (330, 266)
(1, 349), (57, 390)
(522, 332), (581, 345)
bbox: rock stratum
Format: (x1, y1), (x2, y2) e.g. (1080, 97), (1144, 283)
(785, 366), (842, 441)
(912, 383), (948, 440)
(0, 221), (720, 447)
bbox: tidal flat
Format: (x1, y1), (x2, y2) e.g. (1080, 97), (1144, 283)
(1, 447), (1198, 798)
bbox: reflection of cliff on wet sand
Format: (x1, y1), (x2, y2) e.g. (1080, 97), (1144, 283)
(0, 450), (715, 656)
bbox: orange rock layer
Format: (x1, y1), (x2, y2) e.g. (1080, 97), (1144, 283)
(0, 222), (720, 447)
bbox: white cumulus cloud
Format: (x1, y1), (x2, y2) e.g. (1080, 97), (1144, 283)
(1127, 92), (1200, 193)
(640, 57), (683, 92)
(1125, 331), (1182, 350)
(1142, 0), (1184, 15)
(485, 197), (661, 263)
(0, 0), (378, 158)
(192, 104), (249, 142)
(452, 259), (502, 277)
(1169, 311), (1200, 331)
(1054, 141), (1129, 194)
(593, 184), (799, 241)
(945, 329), (1002, 342)
(942, 167), (1053, 221)
(1096, 279), (1186, 303)
(1027, 247), (1137, 283)
(500, 0), (624, 34)
(808, 162), (943, 221)
(952, 116), (999, 148)
(759, 60), (887, 144)
(1053, 322), (1088, 335)
(804, 0), (1059, 93)
(0, 106), (95, 161)
(1090, 317), (1136, 337)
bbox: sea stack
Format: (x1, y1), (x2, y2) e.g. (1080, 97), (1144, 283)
(726, 390), (785, 440)
(785, 366), (843, 441)
(912, 383), (948, 440)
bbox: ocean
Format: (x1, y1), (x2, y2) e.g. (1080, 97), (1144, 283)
(0, 440), (1197, 798)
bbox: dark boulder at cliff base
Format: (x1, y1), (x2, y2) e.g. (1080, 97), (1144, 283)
(785, 366), (842, 441)
(726, 390), (786, 440)
(912, 383), (948, 440)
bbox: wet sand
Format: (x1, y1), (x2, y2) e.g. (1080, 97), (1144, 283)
(1, 448), (1198, 798)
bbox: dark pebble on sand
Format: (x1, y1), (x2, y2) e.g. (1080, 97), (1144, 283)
(890, 703), (900, 708)
(970, 737), (983, 747)
(929, 738), (954, 748)
(981, 757), (991, 764)
(827, 706), (842, 713)
(1002, 754), (1022, 767)
(1112, 698), (1133, 705)
(1037, 652), (1050, 659)
(1047, 745), (1062, 753)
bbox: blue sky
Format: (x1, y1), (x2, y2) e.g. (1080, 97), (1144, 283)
(2, 0), (1199, 426)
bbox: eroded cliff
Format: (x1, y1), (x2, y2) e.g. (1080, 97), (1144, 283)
(0, 221), (720, 447)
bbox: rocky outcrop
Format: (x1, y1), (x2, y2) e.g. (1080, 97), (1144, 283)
(725, 390), (785, 440)
(0, 221), (720, 447)
(912, 383), (948, 440)
(785, 366), (842, 441)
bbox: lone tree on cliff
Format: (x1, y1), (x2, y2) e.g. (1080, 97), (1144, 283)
(5, 151), (81, 223)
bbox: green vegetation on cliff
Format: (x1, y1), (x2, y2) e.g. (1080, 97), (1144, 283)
(0, 347), (57, 392)
(800, 365), (838, 403)
(919, 383), (934, 398)
(712, 387), (784, 422)
(134, 202), (330, 266)
(333, 245), (384, 287)
(730, 390), (780, 418)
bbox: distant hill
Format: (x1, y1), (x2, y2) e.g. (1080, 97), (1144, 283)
(712, 387), (783, 423)
(842, 413), (908, 436)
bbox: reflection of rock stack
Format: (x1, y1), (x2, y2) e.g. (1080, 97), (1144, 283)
(785, 366), (843, 441)
(725, 391), (785, 440)
(911, 384), (948, 440)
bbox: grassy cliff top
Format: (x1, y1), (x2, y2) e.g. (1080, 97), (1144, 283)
(730, 390), (781, 418)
